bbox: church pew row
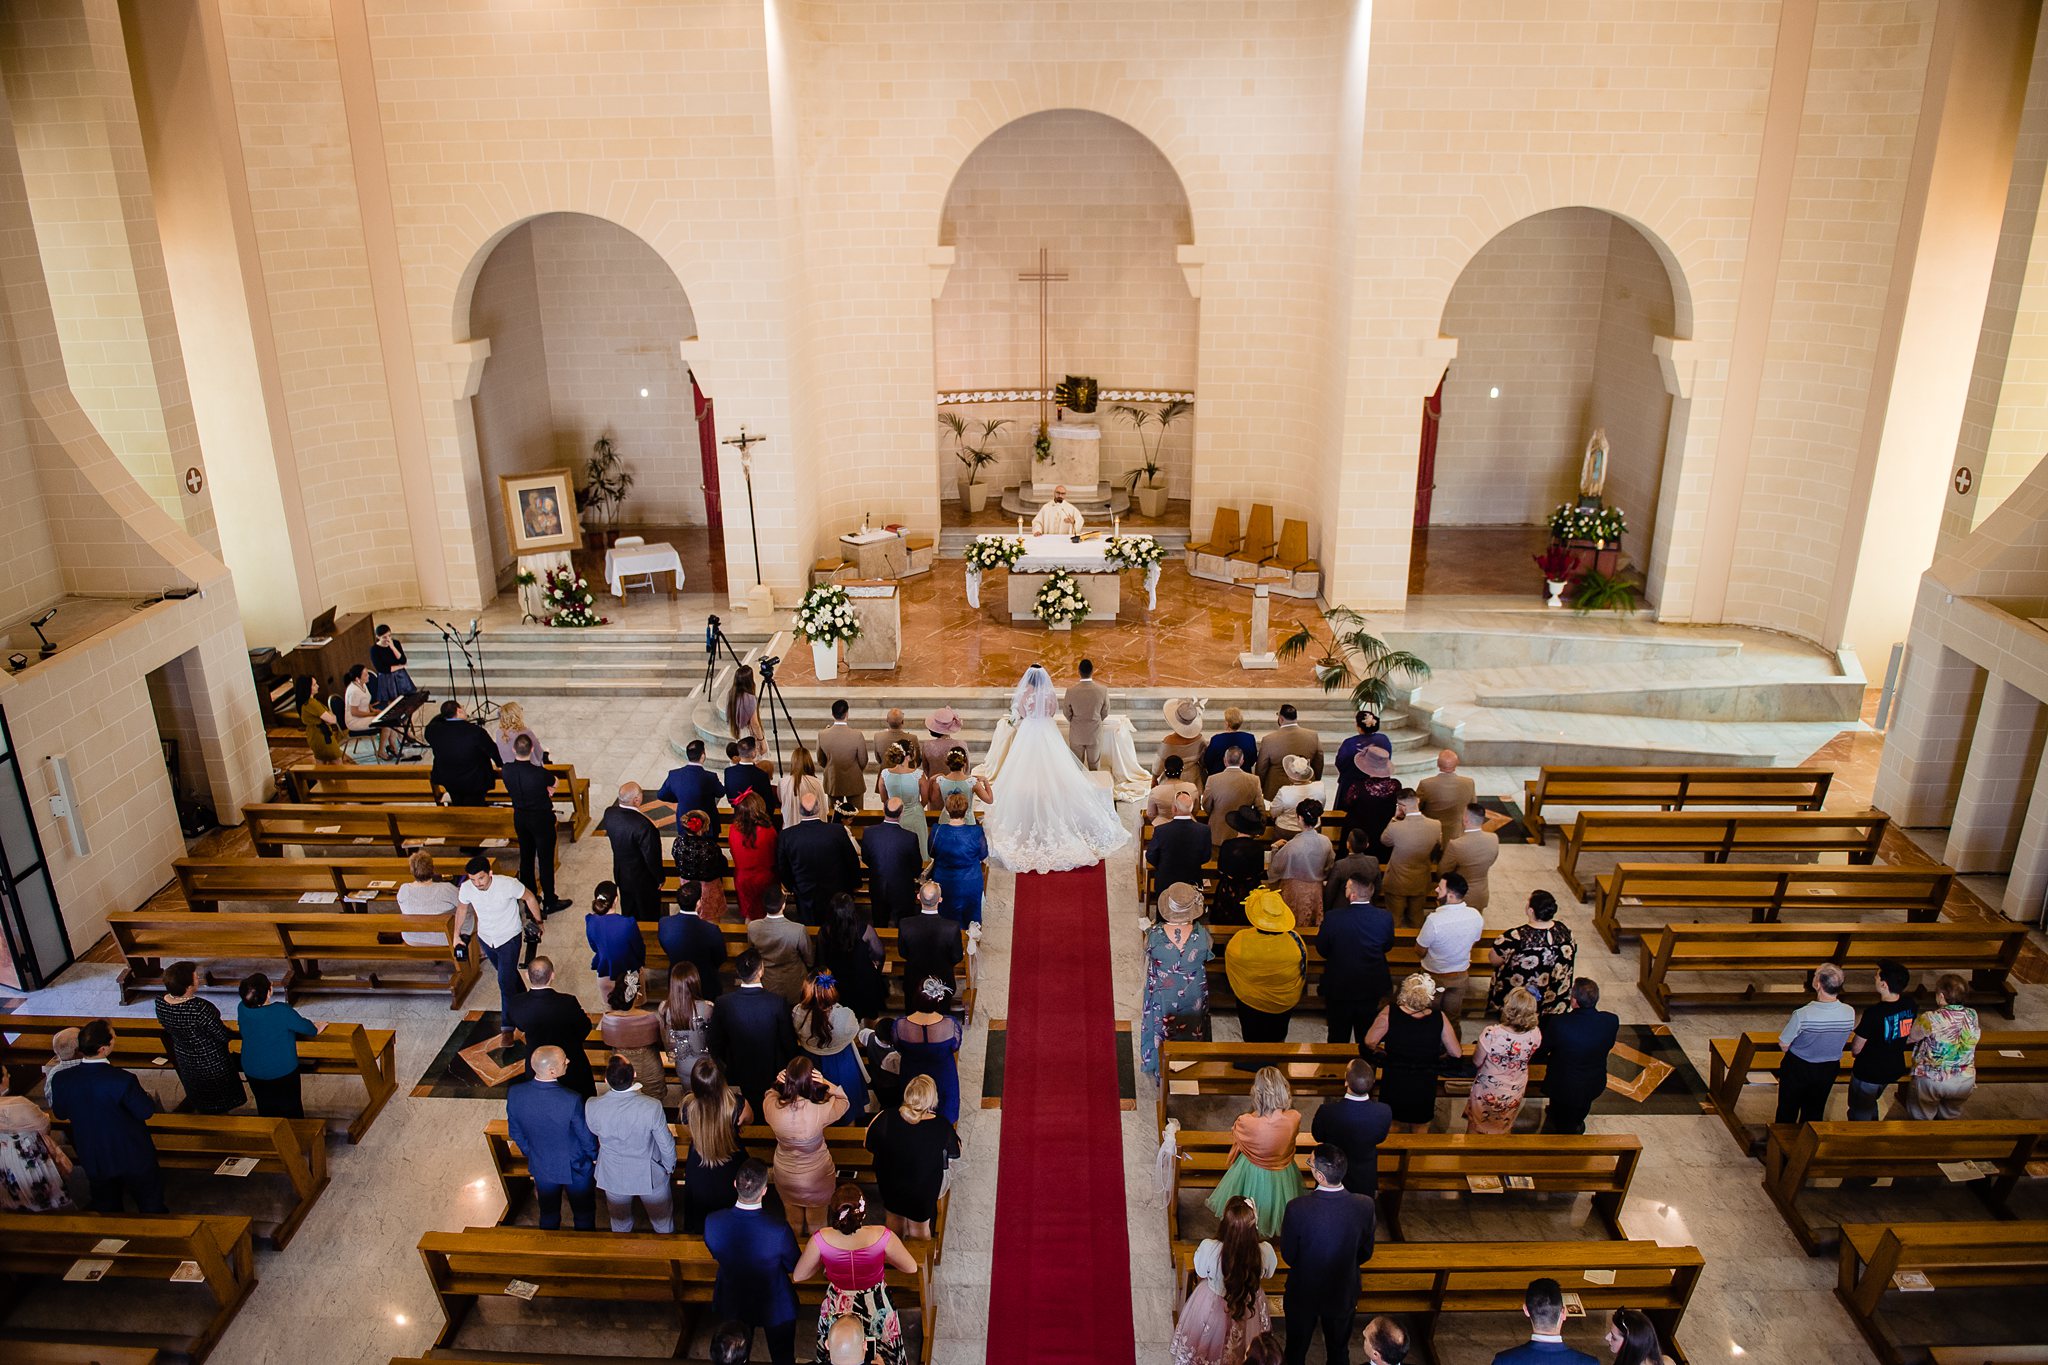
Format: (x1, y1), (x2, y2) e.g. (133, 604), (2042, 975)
(282, 761), (592, 838)
(0, 1013), (399, 1145)
(1707, 1030), (2048, 1157)
(173, 855), (496, 913)
(1202, 925), (1491, 1016)
(241, 802), (529, 860)
(0, 1212), (257, 1363)
(1171, 1236), (1702, 1365)
(1165, 1129), (1640, 1242)
(1593, 862), (1951, 951)
(637, 919), (979, 1022)
(1522, 765), (1833, 845)
(1837, 1221), (2048, 1365)
(11, 1342), (162, 1364)
(1762, 1119), (2048, 1256)
(109, 908), (478, 1009)
(481, 1117), (951, 1263)
(1133, 810), (1351, 898)
(1158, 1040), (1548, 1134)
(1555, 808), (1889, 901)
(1636, 921), (2025, 1021)
(416, 1225), (937, 1365)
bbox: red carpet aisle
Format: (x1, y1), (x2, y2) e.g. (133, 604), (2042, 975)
(986, 863), (1137, 1364)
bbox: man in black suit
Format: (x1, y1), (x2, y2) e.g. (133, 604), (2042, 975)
(859, 797), (923, 927)
(1310, 1058), (1393, 1199)
(897, 881), (964, 999)
(503, 734), (570, 916)
(1145, 790), (1210, 916)
(658, 882), (727, 1000)
(773, 787), (860, 924)
(1317, 875), (1396, 1047)
(724, 737), (778, 817)
(501, 956), (597, 1097)
(424, 700), (501, 806)
(601, 782), (666, 921)
(1323, 827), (1382, 916)
(1537, 977), (1620, 1135)
(1279, 1144), (1377, 1365)
(707, 950), (802, 1115)
(48, 1019), (165, 1213)
(659, 739), (727, 835)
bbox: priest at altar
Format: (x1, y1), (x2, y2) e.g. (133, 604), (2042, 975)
(1032, 487), (1085, 535)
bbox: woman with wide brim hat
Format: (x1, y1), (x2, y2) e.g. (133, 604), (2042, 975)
(920, 707), (965, 778)
(1157, 698), (1207, 785)
(1338, 741), (1402, 859)
(1139, 882), (1214, 1076)
(1223, 888), (1306, 1043)
(1212, 804), (1268, 926)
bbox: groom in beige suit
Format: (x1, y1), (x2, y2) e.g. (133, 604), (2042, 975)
(1061, 659), (1111, 769)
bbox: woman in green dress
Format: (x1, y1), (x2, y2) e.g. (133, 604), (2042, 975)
(878, 744), (928, 858)
(928, 746), (991, 825)
(1205, 1066), (1303, 1238)
(1139, 882), (1213, 1077)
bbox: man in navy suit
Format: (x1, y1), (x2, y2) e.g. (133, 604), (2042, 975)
(774, 788), (861, 924)
(1491, 1278), (1598, 1363)
(707, 950), (801, 1116)
(1279, 1145), (1377, 1365)
(502, 957), (597, 1097)
(1317, 875), (1396, 1047)
(1145, 790), (1210, 915)
(658, 739), (727, 836)
(48, 1019), (165, 1213)
(504, 1045), (597, 1229)
(724, 737), (778, 817)
(1310, 1058), (1393, 1199)
(658, 882), (727, 1000)
(859, 797), (923, 927)
(704, 1160), (800, 1365)
(1537, 978), (1621, 1135)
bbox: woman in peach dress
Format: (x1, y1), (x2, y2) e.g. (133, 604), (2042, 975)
(1464, 986), (1543, 1134)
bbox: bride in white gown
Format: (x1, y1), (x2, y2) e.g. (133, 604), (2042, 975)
(983, 664), (1131, 873)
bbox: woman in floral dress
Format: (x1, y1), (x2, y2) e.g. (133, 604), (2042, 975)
(1487, 890), (1577, 1017)
(1465, 987), (1543, 1133)
(1140, 883), (1214, 1076)
(0, 1067), (72, 1211)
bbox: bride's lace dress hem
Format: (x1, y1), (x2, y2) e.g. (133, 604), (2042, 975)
(983, 666), (1131, 875)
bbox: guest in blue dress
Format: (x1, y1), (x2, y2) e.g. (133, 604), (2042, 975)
(585, 882), (645, 995)
(928, 795), (989, 928)
(1138, 882), (1213, 1076)
(795, 972), (868, 1118)
(892, 978), (965, 1124)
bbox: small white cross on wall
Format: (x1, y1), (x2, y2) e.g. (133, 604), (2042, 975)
(1953, 467), (1973, 495)
(183, 466), (204, 495)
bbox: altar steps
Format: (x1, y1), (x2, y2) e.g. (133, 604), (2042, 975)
(401, 621), (774, 699)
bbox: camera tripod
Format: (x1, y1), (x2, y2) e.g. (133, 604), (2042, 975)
(705, 614), (800, 764)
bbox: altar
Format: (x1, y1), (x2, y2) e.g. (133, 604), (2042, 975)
(963, 534), (1163, 624)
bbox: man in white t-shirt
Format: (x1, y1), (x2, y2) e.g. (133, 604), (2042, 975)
(459, 855), (542, 1044)
(1418, 871), (1485, 1036)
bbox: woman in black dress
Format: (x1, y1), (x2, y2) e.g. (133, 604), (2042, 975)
(680, 1055), (753, 1232)
(1364, 972), (1461, 1133)
(155, 961), (245, 1114)
(863, 1073), (960, 1239)
(818, 893), (887, 1022)
(1211, 805), (1269, 926)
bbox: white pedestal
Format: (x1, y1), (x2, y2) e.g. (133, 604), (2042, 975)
(843, 582), (900, 670)
(1033, 423), (1102, 495)
(1007, 571), (1121, 623)
(1238, 574), (1285, 670)
(840, 529), (907, 578)
(744, 583), (776, 620)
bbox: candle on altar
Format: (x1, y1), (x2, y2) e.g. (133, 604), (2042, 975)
(1017, 516), (1025, 536)
(1113, 515), (1120, 537)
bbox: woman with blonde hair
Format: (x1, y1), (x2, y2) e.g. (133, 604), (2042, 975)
(863, 1073), (959, 1238)
(1465, 986), (1542, 1133)
(1204, 1066), (1303, 1237)
(1170, 1194), (1274, 1365)
(492, 701), (542, 766)
(876, 743), (928, 858)
(778, 747), (821, 828)
(1365, 972), (1462, 1133)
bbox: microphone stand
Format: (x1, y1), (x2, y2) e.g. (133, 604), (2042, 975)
(466, 620), (499, 724)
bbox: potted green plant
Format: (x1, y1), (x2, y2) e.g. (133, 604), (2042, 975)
(940, 412), (1010, 513)
(1571, 569), (1642, 615)
(577, 433), (634, 549)
(1112, 398), (1191, 517)
(1276, 607), (1432, 709)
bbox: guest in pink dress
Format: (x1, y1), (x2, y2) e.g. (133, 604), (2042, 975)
(1464, 986), (1543, 1134)
(793, 1182), (921, 1365)
(761, 1056), (849, 1236)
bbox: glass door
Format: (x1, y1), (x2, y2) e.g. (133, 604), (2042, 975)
(0, 706), (72, 989)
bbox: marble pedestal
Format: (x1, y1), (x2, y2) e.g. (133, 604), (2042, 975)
(1238, 571), (1288, 670)
(1007, 571), (1120, 623)
(840, 528), (907, 578)
(1033, 422), (1102, 494)
(843, 582), (901, 669)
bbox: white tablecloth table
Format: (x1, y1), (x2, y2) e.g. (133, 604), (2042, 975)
(604, 541), (684, 597)
(963, 535), (1162, 619)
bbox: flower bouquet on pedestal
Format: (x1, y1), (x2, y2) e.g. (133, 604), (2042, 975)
(541, 568), (607, 627)
(794, 583), (863, 678)
(1033, 569), (1090, 630)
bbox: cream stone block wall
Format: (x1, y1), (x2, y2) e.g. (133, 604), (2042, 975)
(0, 305), (64, 626)
(1588, 221), (1679, 554)
(468, 220), (552, 581)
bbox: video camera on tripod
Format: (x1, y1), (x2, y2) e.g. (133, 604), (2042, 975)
(704, 614), (797, 763)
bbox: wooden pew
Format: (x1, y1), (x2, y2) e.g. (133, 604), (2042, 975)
(1167, 1128), (1640, 1241)
(1593, 862), (1952, 950)
(109, 908), (478, 1009)
(639, 919), (979, 1021)
(1636, 921), (2025, 1021)
(1837, 1221), (2048, 1365)
(0, 1212), (257, 1363)
(1, 1012), (399, 1144)
(1523, 765), (1833, 845)
(1172, 1236), (1703, 1364)
(283, 761), (592, 839)
(1557, 808), (1889, 901)
(242, 802), (524, 859)
(11, 1342), (162, 1364)
(173, 855), (477, 912)
(1706, 1030), (2048, 1156)
(1763, 1119), (2048, 1254)
(1203, 925), (1491, 1016)
(416, 1225), (937, 1363)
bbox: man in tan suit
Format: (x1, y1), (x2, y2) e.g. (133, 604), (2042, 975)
(1201, 746), (1265, 848)
(1434, 803), (1500, 910)
(1255, 703), (1323, 799)
(1415, 750), (1476, 850)
(876, 708), (918, 769)
(814, 699), (869, 811)
(1380, 790), (1442, 928)
(1060, 659), (1111, 769)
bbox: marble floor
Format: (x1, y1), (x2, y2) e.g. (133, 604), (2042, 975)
(14, 692), (2046, 1364)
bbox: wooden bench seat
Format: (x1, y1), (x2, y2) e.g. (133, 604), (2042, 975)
(0, 1212), (257, 1363)
(1594, 861), (1951, 950)
(242, 802), (527, 859)
(173, 855), (491, 913)
(1706, 1030), (2048, 1156)
(1637, 921), (2024, 1021)
(1204, 925), (1490, 1015)
(1838, 1221), (2048, 1365)
(285, 761), (592, 837)
(639, 919), (978, 1020)
(2, 1012), (399, 1144)
(417, 1224), (936, 1363)
(1764, 1119), (2048, 1254)
(109, 907), (478, 1009)
(1557, 808), (1888, 901)
(1523, 765), (1832, 845)
(1157, 1041), (1533, 1133)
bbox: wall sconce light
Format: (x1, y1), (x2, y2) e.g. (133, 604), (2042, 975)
(46, 753), (89, 857)
(1488, 386), (1501, 399)
(639, 388), (650, 398)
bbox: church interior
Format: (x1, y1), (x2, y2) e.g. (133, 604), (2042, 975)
(3, 1), (2048, 1362)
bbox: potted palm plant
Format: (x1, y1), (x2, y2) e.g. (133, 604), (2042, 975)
(939, 413), (1011, 514)
(577, 433), (634, 549)
(1276, 607), (1432, 709)
(1112, 398), (1191, 517)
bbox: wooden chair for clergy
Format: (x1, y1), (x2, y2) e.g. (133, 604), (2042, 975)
(1186, 506), (1243, 559)
(902, 531), (936, 577)
(1270, 518), (1319, 574)
(1230, 503), (1277, 567)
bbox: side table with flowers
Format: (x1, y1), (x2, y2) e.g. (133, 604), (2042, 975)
(793, 583), (862, 679)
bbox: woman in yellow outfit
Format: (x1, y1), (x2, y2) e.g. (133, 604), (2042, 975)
(1223, 888), (1307, 1043)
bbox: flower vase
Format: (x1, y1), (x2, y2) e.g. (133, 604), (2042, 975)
(1545, 579), (1567, 608)
(1049, 620), (1072, 632)
(810, 640), (839, 680)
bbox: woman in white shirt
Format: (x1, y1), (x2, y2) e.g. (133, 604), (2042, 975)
(1270, 754), (1321, 833)
(1169, 1194), (1275, 1365)
(342, 664), (397, 760)
(396, 851), (469, 948)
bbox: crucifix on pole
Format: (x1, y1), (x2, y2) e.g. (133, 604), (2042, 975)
(720, 425), (769, 585)
(1018, 245), (1067, 430)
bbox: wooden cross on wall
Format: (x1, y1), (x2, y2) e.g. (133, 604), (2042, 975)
(1018, 246), (1067, 428)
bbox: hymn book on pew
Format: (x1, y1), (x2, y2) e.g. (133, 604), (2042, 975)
(216, 1156), (259, 1177)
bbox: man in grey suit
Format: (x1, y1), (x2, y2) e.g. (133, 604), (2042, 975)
(1061, 658), (1111, 769)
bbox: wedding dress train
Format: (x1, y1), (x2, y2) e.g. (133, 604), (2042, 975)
(982, 665), (1131, 874)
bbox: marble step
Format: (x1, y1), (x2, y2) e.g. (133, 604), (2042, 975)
(1428, 702), (1855, 769)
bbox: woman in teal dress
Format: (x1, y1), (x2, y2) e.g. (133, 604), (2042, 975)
(1139, 882), (1213, 1076)
(928, 794), (989, 927)
(878, 744), (928, 858)
(928, 746), (991, 824)
(1205, 1066), (1304, 1238)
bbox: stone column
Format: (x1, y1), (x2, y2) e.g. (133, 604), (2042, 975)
(1943, 674), (2047, 872)
(1873, 627), (1988, 826)
(2002, 751), (2048, 922)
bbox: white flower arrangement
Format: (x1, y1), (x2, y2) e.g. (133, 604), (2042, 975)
(1549, 503), (1629, 546)
(1032, 569), (1090, 626)
(964, 535), (1025, 572)
(793, 583), (863, 645)
(1103, 535), (1165, 570)
(542, 567), (607, 628)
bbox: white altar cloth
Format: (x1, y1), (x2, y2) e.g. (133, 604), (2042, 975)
(963, 535), (1162, 612)
(603, 541), (683, 596)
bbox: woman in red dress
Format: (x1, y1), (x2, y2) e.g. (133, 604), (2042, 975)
(727, 791), (779, 921)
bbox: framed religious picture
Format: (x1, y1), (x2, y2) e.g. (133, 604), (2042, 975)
(500, 469), (583, 554)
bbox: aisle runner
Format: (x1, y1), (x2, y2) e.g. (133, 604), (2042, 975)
(986, 863), (1137, 1364)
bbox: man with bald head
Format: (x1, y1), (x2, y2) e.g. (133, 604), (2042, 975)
(504, 1045), (596, 1229)
(876, 708), (918, 770)
(601, 781), (665, 921)
(1415, 750), (1476, 851)
(824, 1314), (877, 1364)
(1032, 484), (1084, 535)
